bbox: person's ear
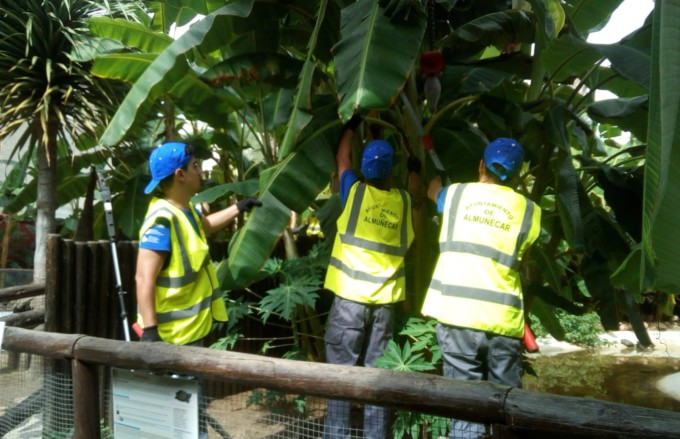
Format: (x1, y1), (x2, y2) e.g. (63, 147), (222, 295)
(174, 168), (185, 180)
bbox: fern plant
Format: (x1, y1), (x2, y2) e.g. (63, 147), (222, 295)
(374, 317), (447, 438)
(212, 241), (331, 360)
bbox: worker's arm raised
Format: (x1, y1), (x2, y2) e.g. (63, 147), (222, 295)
(427, 175), (444, 203)
(337, 114), (362, 177)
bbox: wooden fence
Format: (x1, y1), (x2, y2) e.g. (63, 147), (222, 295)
(3, 235), (680, 438)
(2, 326), (680, 439)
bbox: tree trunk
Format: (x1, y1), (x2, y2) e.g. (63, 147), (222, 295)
(33, 118), (59, 284)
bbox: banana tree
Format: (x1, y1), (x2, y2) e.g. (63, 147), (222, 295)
(92, 0), (678, 351)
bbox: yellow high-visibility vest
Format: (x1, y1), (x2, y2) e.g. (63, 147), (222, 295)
(422, 183), (541, 338)
(139, 198), (228, 345)
(325, 182), (414, 304)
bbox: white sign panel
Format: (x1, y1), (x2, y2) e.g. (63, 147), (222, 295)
(111, 368), (199, 439)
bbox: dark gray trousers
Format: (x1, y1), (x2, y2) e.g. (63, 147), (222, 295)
(323, 296), (395, 439)
(437, 324), (522, 439)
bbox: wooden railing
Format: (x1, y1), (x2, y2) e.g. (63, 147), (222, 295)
(2, 326), (680, 439)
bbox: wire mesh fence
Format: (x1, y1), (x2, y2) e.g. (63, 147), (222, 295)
(3, 326), (680, 439)
(0, 356), (445, 439)
(0, 356), (76, 438)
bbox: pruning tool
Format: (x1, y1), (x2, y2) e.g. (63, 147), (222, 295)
(400, 94), (448, 183)
(94, 167), (131, 342)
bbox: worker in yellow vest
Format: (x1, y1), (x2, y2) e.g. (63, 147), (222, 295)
(422, 138), (541, 439)
(135, 142), (261, 346)
(323, 115), (421, 439)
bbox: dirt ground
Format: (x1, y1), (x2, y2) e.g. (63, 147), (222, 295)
(205, 393), (328, 439)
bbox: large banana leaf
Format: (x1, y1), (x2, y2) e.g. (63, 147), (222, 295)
(216, 108), (342, 291)
(587, 96), (648, 141)
(146, 0), (226, 32)
(540, 34), (601, 82)
(278, 0), (329, 160)
(88, 17), (174, 53)
(562, 0), (623, 36)
(99, 0), (255, 146)
(93, 53), (242, 129)
(595, 44), (650, 91)
(642, 0), (680, 294)
(92, 53), (159, 82)
(333, 0), (426, 121)
(555, 149), (585, 253)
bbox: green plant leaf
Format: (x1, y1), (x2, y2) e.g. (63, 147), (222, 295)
(333, 0), (427, 121)
(555, 150), (585, 253)
(278, 0), (329, 159)
(216, 112), (341, 291)
(595, 43), (650, 91)
(540, 34), (601, 83)
(92, 53), (159, 83)
(642, 0), (680, 294)
(259, 282), (318, 323)
(374, 340), (435, 372)
(193, 180), (259, 203)
(99, 0), (255, 146)
(563, 0), (624, 36)
(88, 17), (174, 53)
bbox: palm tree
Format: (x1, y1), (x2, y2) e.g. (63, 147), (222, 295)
(0, 0), (140, 283)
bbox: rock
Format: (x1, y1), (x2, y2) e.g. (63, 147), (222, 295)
(620, 339), (635, 347)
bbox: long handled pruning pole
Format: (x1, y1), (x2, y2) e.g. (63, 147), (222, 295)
(400, 93), (448, 182)
(95, 168), (131, 342)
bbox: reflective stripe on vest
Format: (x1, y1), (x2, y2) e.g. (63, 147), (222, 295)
(340, 184), (410, 257)
(139, 199), (227, 344)
(441, 184), (536, 273)
(144, 207), (202, 288)
(429, 278), (523, 309)
(328, 256), (406, 284)
(324, 182), (412, 304)
(423, 183), (539, 337)
(157, 287), (222, 324)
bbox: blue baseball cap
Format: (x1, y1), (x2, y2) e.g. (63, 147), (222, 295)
(484, 138), (524, 181)
(144, 142), (192, 194)
(361, 140), (393, 181)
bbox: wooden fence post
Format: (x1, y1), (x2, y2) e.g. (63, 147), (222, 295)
(72, 358), (101, 439)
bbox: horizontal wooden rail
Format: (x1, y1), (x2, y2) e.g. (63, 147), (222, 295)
(0, 309), (44, 327)
(2, 327), (680, 439)
(0, 283), (45, 302)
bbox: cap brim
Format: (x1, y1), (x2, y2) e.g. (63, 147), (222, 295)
(144, 179), (160, 194)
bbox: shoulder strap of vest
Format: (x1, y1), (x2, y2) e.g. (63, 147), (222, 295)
(145, 201), (209, 288)
(514, 195), (537, 257)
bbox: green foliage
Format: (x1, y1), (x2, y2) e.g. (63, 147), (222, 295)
(44, 419), (113, 439)
(210, 329), (244, 350)
(211, 241), (329, 355)
(391, 411), (449, 439)
(529, 310), (607, 347)
(247, 389), (306, 415)
(258, 242), (330, 323)
(259, 277), (319, 323)
(375, 318), (446, 438)
(374, 339), (436, 372)
(398, 317), (441, 365)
